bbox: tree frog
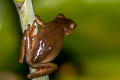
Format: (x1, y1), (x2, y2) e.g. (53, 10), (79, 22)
(19, 13), (76, 79)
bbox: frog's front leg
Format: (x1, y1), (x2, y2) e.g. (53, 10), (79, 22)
(27, 63), (57, 79)
(25, 24), (37, 65)
(19, 23), (37, 63)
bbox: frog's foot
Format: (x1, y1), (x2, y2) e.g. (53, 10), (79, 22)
(27, 63), (57, 79)
(34, 14), (44, 27)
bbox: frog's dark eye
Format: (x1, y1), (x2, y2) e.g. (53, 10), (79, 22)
(56, 13), (65, 19)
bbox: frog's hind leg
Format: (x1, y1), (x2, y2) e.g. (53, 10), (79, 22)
(27, 63), (57, 79)
(19, 24), (31, 63)
(19, 32), (27, 63)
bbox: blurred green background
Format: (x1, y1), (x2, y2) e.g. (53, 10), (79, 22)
(0, 0), (120, 80)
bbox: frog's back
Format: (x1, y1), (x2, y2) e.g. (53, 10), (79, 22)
(31, 23), (64, 63)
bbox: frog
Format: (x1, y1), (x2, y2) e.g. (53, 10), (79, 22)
(19, 13), (76, 79)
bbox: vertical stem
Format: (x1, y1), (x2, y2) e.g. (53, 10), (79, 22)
(13, 0), (49, 80)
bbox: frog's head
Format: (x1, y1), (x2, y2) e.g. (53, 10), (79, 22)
(56, 13), (76, 36)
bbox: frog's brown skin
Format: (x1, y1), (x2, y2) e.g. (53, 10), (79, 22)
(19, 13), (76, 79)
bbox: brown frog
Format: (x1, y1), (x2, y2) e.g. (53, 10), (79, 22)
(19, 13), (76, 79)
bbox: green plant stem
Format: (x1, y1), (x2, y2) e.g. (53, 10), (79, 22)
(13, 0), (49, 80)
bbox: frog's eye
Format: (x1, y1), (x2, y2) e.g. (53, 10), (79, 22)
(70, 23), (76, 29)
(56, 13), (65, 19)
